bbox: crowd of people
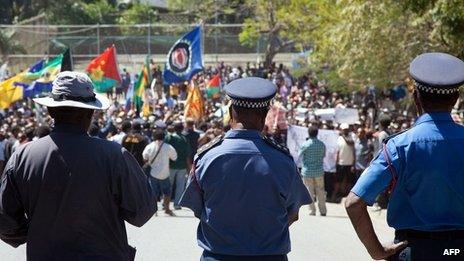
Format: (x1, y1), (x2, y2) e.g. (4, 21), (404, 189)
(1, 60), (463, 214)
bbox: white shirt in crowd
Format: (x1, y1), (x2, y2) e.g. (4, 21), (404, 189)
(109, 131), (127, 145)
(337, 135), (355, 166)
(142, 141), (177, 180)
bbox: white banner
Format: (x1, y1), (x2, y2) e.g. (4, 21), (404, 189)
(335, 108), (359, 124)
(317, 129), (339, 172)
(315, 108), (335, 121)
(286, 125), (339, 172)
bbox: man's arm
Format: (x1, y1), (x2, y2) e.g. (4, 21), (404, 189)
(117, 148), (157, 227)
(345, 192), (407, 260)
(0, 155), (28, 247)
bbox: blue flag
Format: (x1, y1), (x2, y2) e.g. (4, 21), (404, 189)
(29, 59), (45, 73)
(163, 26), (203, 85)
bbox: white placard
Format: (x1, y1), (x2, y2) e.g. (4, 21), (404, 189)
(286, 125), (339, 172)
(317, 129), (339, 172)
(335, 108), (359, 124)
(315, 108), (336, 121)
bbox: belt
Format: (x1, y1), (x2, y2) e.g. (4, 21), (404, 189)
(396, 229), (464, 240)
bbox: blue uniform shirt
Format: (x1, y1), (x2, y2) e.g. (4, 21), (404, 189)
(352, 113), (464, 231)
(179, 129), (311, 256)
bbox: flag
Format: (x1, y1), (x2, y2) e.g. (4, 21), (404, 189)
(0, 74), (25, 109)
(134, 56), (151, 112)
(184, 81), (204, 120)
(163, 26), (203, 85)
(86, 45), (121, 93)
(206, 74), (221, 99)
(61, 48), (73, 71)
(23, 55), (63, 98)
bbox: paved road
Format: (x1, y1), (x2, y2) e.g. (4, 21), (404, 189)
(1, 200), (393, 260)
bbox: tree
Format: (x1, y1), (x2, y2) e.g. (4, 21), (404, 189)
(46, 0), (118, 25)
(167, 0), (245, 23)
(0, 30), (26, 62)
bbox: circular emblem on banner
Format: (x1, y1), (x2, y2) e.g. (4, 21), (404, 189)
(169, 42), (190, 73)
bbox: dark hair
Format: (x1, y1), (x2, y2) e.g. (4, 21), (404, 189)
(48, 106), (94, 125)
(153, 129), (165, 141)
(378, 115), (391, 128)
(35, 125), (51, 138)
(418, 89), (459, 109)
(308, 126), (318, 138)
(132, 122), (142, 132)
(231, 105), (269, 120)
(121, 120), (132, 133)
(88, 124), (100, 136)
(174, 122), (184, 132)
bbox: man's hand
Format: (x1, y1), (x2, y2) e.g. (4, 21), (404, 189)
(371, 241), (408, 260)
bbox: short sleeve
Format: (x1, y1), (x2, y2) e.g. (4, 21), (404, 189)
(179, 165), (203, 218)
(0, 154), (28, 247)
(286, 167), (312, 215)
(351, 140), (400, 206)
(116, 148), (157, 227)
(169, 145), (178, 161)
(142, 143), (152, 161)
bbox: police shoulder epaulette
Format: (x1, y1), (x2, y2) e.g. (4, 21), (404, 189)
(261, 134), (291, 156)
(382, 129), (408, 144)
(196, 134), (225, 159)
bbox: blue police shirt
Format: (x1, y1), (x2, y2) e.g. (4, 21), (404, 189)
(352, 112), (464, 231)
(179, 129), (311, 256)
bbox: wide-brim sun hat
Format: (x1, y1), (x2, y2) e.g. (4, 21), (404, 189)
(33, 71), (110, 110)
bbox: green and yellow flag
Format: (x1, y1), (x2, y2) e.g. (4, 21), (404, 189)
(134, 56), (151, 112)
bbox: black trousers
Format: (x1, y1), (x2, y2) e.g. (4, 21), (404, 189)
(389, 230), (464, 261)
(201, 251), (288, 261)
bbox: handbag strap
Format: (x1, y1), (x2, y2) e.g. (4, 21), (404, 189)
(148, 141), (164, 165)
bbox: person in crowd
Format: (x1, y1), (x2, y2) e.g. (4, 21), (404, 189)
(165, 121), (191, 210)
(122, 121), (149, 167)
(346, 52), (464, 260)
(354, 128), (373, 178)
(332, 123), (356, 202)
(182, 118), (200, 162)
(110, 120), (131, 145)
(0, 129), (6, 174)
(299, 126), (327, 216)
(0, 71), (156, 260)
(180, 77), (311, 260)
(4, 126), (20, 161)
(34, 125), (51, 139)
(143, 129), (178, 216)
(374, 114), (392, 153)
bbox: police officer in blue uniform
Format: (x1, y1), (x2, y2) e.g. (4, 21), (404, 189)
(180, 77), (312, 261)
(345, 52), (464, 260)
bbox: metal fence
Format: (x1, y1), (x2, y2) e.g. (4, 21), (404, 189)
(1, 23), (296, 72)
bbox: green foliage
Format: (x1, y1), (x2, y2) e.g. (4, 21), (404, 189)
(0, 30), (26, 61)
(167, 0), (243, 22)
(117, 2), (157, 25)
(47, 0), (118, 25)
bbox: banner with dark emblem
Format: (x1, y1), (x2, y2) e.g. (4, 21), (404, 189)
(163, 26), (203, 85)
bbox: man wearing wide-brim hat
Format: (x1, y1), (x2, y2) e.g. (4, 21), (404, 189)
(0, 71), (156, 260)
(346, 53), (464, 260)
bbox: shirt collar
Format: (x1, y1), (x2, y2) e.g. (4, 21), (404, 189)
(52, 123), (88, 135)
(414, 112), (454, 126)
(225, 129), (262, 139)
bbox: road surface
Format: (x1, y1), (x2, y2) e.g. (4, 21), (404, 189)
(0, 200), (393, 260)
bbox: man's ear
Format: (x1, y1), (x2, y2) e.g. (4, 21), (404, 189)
(412, 89), (423, 116)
